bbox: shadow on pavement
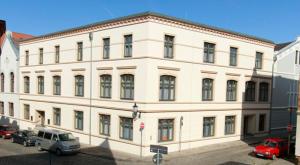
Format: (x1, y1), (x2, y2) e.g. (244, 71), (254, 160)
(218, 161), (250, 165)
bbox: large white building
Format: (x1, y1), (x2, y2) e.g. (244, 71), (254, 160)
(0, 20), (32, 127)
(18, 12), (275, 156)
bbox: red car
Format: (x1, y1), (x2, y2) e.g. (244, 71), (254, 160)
(253, 138), (288, 160)
(0, 125), (16, 139)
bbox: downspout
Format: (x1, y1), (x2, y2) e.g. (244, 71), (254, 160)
(269, 54), (277, 135)
(89, 32), (93, 145)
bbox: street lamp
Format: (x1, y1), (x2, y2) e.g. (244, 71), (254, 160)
(132, 102), (141, 119)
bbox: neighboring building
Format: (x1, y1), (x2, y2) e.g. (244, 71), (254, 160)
(0, 20), (33, 126)
(271, 37), (300, 136)
(18, 12), (274, 156)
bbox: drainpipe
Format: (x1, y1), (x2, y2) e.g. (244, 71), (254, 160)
(89, 32), (93, 145)
(269, 55), (277, 136)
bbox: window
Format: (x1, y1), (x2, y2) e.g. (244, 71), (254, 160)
(37, 131), (44, 138)
(24, 104), (30, 120)
(203, 42), (215, 63)
(10, 72), (14, 92)
(0, 102), (4, 114)
(259, 82), (269, 102)
(230, 47), (237, 66)
(77, 42), (83, 61)
(1, 73), (4, 92)
(164, 35), (174, 58)
(39, 48), (43, 64)
(37, 76), (44, 94)
(295, 50), (298, 64)
(24, 76), (30, 93)
(124, 35), (132, 57)
(119, 117), (133, 140)
(53, 76), (61, 95)
(245, 81), (256, 101)
(75, 111), (83, 130)
(202, 78), (213, 101)
(158, 119), (174, 142)
(103, 38), (110, 59)
(255, 52), (263, 69)
(225, 116), (235, 135)
(226, 80), (237, 101)
(259, 114), (266, 131)
(120, 74), (134, 100)
(99, 114), (110, 136)
(9, 102), (14, 117)
(44, 132), (52, 140)
(160, 75), (175, 101)
(100, 75), (112, 98)
(53, 108), (61, 126)
(75, 75), (84, 97)
(55, 46), (60, 63)
(25, 51), (29, 65)
(203, 117), (215, 137)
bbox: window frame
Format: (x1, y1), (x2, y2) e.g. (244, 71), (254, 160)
(120, 74), (134, 100)
(158, 119), (174, 142)
(53, 108), (61, 126)
(203, 42), (215, 63)
(259, 82), (269, 102)
(100, 74), (112, 98)
(75, 75), (84, 97)
(24, 104), (30, 120)
(255, 52), (263, 69)
(77, 42), (83, 61)
(103, 38), (110, 59)
(202, 78), (214, 101)
(10, 72), (14, 93)
(24, 76), (30, 93)
(53, 76), (61, 95)
(203, 117), (215, 137)
(39, 48), (43, 64)
(37, 76), (44, 94)
(164, 35), (174, 59)
(99, 114), (110, 136)
(245, 81), (256, 101)
(119, 117), (133, 141)
(229, 47), (238, 66)
(124, 35), (132, 58)
(55, 45), (60, 63)
(225, 116), (236, 135)
(159, 75), (176, 101)
(226, 80), (237, 101)
(74, 111), (84, 130)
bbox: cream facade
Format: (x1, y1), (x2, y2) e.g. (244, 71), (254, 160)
(18, 12), (275, 156)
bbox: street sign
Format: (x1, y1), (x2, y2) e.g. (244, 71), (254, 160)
(150, 145), (168, 154)
(152, 153), (163, 164)
(140, 122), (145, 129)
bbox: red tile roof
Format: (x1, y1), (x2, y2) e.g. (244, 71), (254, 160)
(0, 31), (33, 48)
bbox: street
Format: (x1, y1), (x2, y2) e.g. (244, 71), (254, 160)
(0, 139), (295, 165)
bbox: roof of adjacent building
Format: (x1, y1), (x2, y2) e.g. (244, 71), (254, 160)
(20, 11), (275, 45)
(0, 31), (33, 48)
(274, 41), (294, 51)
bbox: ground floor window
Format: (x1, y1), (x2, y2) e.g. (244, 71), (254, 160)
(99, 114), (110, 136)
(158, 119), (174, 142)
(0, 102), (3, 114)
(53, 108), (61, 126)
(75, 111), (83, 130)
(9, 102), (14, 117)
(203, 117), (215, 137)
(225, 116), (235, 135)
(24, 104), (30, 120)
(119, 117), (133, 140)
(259, 114), (266, 131)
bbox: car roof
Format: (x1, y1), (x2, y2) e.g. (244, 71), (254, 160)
(38, 128), (69, 134)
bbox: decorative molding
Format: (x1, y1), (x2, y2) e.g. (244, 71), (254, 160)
(50, 69), (62, 72)
(97, 67), (113, 70)
(116, 66), (137, 70)
(157, 66), (180, 71)
(226, 73), (241, 77)
(21, 71), (31, 74)
(34, 70), (45, 73)
(245, 74), (272, 79)
(201, 70), (217, 74)
(71, 68), (86, 71)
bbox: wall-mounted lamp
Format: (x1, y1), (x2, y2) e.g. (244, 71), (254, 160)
(132, 102), (141, 119)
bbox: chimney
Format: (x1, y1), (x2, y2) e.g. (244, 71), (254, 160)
(0, 20), (6, 37)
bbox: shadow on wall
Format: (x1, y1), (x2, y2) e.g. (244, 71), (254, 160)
(0, 116), (19, 130)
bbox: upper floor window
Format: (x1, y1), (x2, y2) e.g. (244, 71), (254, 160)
(100, 75), (112, 98)
(124, 35), (132, 57)
(259, 82), (269, 102)
(164, 35), (174, 58)
(24, 76), (30, 93)
(120, 74), (134, 100)
(53, 76), (61, 95)
(255, 52), (263, 69)
(245, 81), (256, 101)
(75, 75), (84, 97)
(229, 47), (237, 66)
(202, 78), (213, 101)
(77, 42), (83, 61)
(103, 38), (110, 59)
(55, 46), (60, 63)
(158, 119), (174, 142)
(37, 76), (44, 94)
(159, 75), (175, 101)
(203, 42), (215, 63)
(39, 48), (43, 64)
(10, 72), (14, 92)
(296, 50), (299, 65)
(25, 51), (29, 65)
(1, 73), (4, 92)
(226, 80), (237, 101)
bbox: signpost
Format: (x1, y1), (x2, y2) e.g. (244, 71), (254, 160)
(140, 122), (144, 157)
(150, 145), (168, 165)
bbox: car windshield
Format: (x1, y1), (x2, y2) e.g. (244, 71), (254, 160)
(3, 127), (15, 131)
(263, 140), (277, 148)
(59, 133), (76, 141)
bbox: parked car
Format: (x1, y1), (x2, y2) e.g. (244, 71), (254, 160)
(0, 125), (16, 139)
(36, 128), (80, 155)
(11, 130), (37, 147)
(253, 138), (288, 160)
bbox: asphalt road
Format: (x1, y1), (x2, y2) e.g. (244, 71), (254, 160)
(0, 138), (295, 165)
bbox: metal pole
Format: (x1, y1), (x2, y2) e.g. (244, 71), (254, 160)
(157, 149), (160, 165)
(89, 32), (93, 145)
(140, 128), (142, 157)
(179, 116), (183, 152)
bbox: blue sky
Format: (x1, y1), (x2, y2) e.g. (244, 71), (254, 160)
(1, 0), (299, 43)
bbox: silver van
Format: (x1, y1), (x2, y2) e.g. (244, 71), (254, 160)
(36, 128), (80, 155)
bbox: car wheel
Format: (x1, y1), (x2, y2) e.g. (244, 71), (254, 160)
(23, 141), (27, 147)
(272, 154), (276, 160)
(56, 149), (62, 156)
